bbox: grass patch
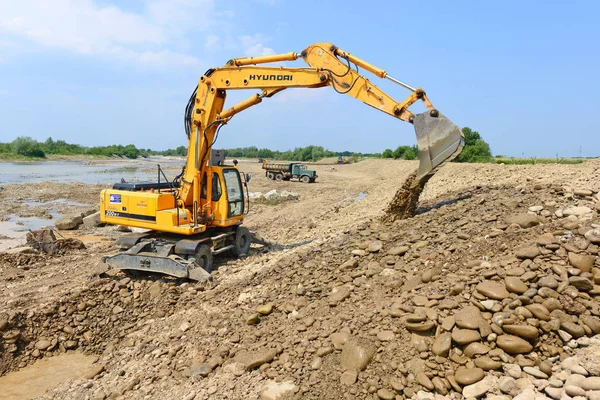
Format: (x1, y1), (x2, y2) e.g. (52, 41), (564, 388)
(494, 157), (586, 165)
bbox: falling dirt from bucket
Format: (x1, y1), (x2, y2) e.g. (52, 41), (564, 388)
(383, 171), (432, 221)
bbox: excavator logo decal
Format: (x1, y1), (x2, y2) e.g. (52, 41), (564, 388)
(249, 74), (292, 81)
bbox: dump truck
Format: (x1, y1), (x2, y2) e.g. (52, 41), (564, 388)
(100, 41), (464, 280)
(262, 161), (318, 183)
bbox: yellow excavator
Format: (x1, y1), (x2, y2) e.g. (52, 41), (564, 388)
(100, 42), (464, 281)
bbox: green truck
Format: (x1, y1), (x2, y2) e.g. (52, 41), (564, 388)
(262, 161), (317, 183)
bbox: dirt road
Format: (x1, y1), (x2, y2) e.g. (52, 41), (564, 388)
(1, 158), (600, 399)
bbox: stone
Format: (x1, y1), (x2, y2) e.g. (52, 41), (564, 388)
(565, 385), (586, 397)
(569, 276), (594, 291)
(454, 367), (485, 385)
(560, 322), (585, 338)
(568, 252), (595, 272)
(476, 281), (510, 300)
(452, 329), (481, 345)
(503, 364), (522, 379)
(148, 283), (162, 298)
(499, 377), (520, 396)
(474, 356), (502, 371)
(462, 376), (495, 398)
(581, 316), (600, 334)
(340, 370), (357, 385)
(340, 338), (376, 372)
(585, 228), (600, 244)
(516, 246), (540, 259)
(84, 365), (105, 380)
(55, 213), (83, 230)
(544, 387), (563, 400)
(431, 333), (451, 357)
(261, 381), (297, 400)
(257, 304), (274, 315)
(525, 304), (551, 321)
(242, 349), (277, 370)
(582, 377), (600, 391)
(505, 277), (528, 294)
(416, 372), (434, 391)
(329, 286), (351, 305)
(563, 206), (592, 217)
(368, 241), (383, 253)
(538, 276), (559, 289)
(574, 188), (593, 196)
(330, 332), (350, 350)
(505, 214), (543, 228)
(388, 246), (410, 256)
(82, 211), (103, 228)
(496, 335), (533, 354)
(405, 321), (436, 332)
(35, 339), (52, 350)
(502, 325), (539, 339)
(376, 389), (395, 400)
(431, 377), (448, 395)
(522, 366), (548, 379)
(455, 306), (483, 329)
(5, 246), (36, 255)
(464, 342), (490, 358)
(246, 314), (260, 325)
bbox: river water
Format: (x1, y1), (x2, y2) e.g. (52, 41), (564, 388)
(0, 158), (184, 184)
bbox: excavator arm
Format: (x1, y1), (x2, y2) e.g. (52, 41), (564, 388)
(178, 42), (464, 206)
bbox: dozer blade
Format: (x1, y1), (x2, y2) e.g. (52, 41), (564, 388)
(414, 110), (464, 182)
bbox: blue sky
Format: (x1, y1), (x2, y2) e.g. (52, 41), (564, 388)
(0, 0), (598, 157)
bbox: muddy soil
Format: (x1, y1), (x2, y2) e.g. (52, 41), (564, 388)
(0, 158), (600, 399)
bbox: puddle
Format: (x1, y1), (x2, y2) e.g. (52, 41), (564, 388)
(354, 192), (368, 202)
(0, 352), (98, 400)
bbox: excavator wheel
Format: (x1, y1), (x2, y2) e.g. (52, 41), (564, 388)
(231, 226), (251, 257)
(193, 244), (214, 273)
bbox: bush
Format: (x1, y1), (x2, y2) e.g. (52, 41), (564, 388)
(12, 137), (46, 158)
(454, 127), (492, 163)
(382, 149), (393, 158)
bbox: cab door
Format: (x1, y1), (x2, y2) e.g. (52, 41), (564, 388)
(222, 168), (244, 218)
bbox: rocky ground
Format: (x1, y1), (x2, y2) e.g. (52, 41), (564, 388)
(1, 158), (600, 400)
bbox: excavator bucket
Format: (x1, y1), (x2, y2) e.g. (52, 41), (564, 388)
(413, 110), (465, 182)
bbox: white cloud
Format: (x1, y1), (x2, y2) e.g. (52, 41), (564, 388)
(0, 0), (215, 67)
(239, 34), (275, 57)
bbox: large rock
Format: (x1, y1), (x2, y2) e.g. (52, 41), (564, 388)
(505, 214), (543, 228)
(568, 252), (595, 272)
(5, 246), (36, 255)
(496, 335), (533, 354)
(83, 211), (103, 229)
(236, 349), (278, 370)
(476, 281), (510, 300)
(55, 214), (83, 230)
(563, 206), (592, 217)
(341, 338), (376, 372)
(261, 381), (297, 400)
(432, 333), (451, 357)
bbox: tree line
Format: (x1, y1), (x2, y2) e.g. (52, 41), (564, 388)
(0, 126), (493, 162)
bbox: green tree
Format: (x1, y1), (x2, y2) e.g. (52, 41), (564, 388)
(382, 149), (393, 158)
(455, 127), (492, 163)
(11, 137), (46, 158)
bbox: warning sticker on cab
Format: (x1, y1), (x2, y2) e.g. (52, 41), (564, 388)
(109, 194), (121, 204)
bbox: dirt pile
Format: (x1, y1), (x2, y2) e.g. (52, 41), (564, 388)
(2, 181), (600, 399)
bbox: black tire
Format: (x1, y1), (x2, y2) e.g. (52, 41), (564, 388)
(194, 244), (214, 273)
(231, 226), (251, 257)
(300, 175), (310, 183)
(275, 173), (283, 182)
(267, 171), (274, 180)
